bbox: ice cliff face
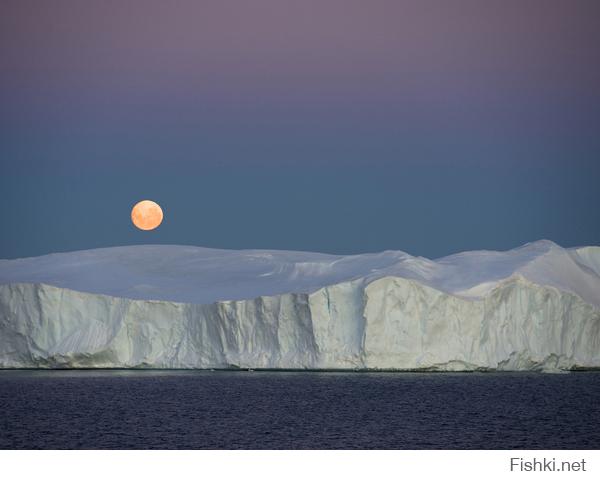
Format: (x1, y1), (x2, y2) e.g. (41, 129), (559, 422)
(1, 241), (599, 371)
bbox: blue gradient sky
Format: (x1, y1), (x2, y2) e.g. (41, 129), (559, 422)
(1, 0), (599, 259)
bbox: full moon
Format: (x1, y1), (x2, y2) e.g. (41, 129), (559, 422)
(131, 200), (163, 230)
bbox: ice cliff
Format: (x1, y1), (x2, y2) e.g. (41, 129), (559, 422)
(1, 240), (599, 371)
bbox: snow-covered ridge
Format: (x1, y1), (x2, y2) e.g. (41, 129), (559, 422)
(1, 240), (599, 307)
(0, 240), (599, 371)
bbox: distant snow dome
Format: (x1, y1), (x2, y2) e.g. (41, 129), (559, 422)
(1, 240), (599, 307)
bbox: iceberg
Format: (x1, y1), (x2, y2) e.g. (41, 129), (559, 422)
(1, 240), (599, 371)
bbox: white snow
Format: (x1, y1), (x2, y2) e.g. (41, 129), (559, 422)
(2, 239), (599, 306)
(0, 240), (599, 371)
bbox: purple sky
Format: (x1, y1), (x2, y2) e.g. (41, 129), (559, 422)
(1, 1), (599, 257)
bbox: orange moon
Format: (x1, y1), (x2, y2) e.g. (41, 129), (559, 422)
(131, 200), (163, 230)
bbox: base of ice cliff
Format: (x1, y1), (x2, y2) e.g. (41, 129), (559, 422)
(1, 241), (599, 371)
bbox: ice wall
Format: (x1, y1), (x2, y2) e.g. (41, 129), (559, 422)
(1, 275), (598, 371)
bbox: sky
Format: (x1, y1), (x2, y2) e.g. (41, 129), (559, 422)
(1, 0), (599, 259)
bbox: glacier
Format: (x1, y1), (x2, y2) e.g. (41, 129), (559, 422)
(0, 240), (599, 371)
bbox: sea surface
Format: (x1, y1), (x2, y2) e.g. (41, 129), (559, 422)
(1, 370), (599, 449)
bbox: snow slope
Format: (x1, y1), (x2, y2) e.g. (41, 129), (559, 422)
(1, 240), (599, 370)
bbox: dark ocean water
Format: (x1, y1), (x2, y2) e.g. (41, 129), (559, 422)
(1, 370), (599, 449)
